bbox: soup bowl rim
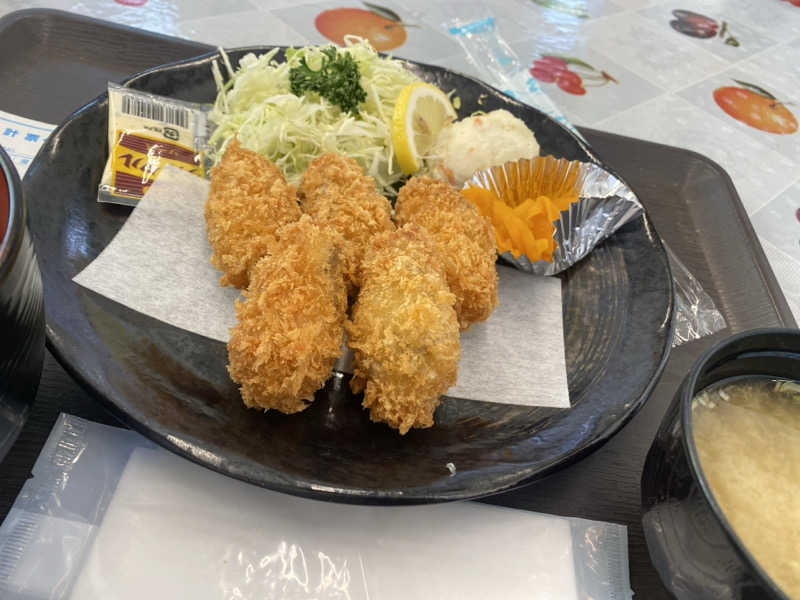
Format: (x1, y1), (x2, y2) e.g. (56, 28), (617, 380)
(680, 327), (800, 600)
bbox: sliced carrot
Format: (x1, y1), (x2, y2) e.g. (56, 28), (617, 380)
(539, 195), (562, 223)
(461, 188), (577, 264)
(504, 211), (538, 259)
(461, 187), (498, 217)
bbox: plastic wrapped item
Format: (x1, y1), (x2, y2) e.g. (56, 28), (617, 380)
(442, 4), (582, 138)
(443, 4), (726, 345)
(98, 83), (209, 206)
(666, 245), (727, 346)
(0, 414), (633, 600)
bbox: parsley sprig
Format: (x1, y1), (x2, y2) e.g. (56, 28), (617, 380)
(289, 47), (367, 115)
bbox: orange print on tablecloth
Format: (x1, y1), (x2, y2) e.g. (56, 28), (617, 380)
(714, 80), (798, 135)
(315, 3), (410, 51)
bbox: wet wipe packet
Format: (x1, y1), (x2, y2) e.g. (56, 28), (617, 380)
(0, 414), (633, 600)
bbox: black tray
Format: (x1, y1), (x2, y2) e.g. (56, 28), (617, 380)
(0, 9), (794, 599)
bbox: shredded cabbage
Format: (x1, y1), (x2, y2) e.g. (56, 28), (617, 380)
(208, 38), (420, 193)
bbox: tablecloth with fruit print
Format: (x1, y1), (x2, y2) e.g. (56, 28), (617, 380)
(1, 0), (799, 319)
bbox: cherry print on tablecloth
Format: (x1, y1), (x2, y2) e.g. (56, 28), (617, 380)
(714, 80), (798, 135)
(315, 2), (411, 51)
(529, 56), (617, 96)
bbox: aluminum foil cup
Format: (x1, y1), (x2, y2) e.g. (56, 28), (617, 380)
(466, 156), (642, 276)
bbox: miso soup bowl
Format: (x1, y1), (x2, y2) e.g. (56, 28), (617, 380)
(641, 328), (800, 600)
(0, 144), (44, 461)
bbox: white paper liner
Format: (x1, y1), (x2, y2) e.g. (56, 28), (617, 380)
(73, 166), (569, 409)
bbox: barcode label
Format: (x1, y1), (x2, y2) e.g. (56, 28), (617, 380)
(121, 94), (190, 129)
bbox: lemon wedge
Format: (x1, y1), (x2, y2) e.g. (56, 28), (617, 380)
(392, 82), (457, 175)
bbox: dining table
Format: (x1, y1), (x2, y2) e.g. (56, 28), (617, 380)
(0, 1), (798, 598)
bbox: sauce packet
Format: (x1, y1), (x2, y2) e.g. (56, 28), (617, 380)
(98, 83), (210, 206)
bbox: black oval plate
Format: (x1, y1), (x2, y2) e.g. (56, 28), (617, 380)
(25, 48), (674, 504)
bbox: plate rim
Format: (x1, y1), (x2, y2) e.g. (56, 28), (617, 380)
(34, 47), (675, 503)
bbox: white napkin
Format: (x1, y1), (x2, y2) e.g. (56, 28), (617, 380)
(69, 447), (581, 600)
(74, 167), (569, 408)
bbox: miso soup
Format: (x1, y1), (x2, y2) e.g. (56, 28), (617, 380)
(692, 377), (800, 599)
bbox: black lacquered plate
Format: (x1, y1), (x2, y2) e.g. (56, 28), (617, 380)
(25, 48), (674, 503)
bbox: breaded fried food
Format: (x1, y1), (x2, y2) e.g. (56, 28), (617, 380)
(227, 215), (347, 414)
(346, 224), (460, 434)
(299, 154), (394, 293)
(394, 176), (498, 329)
(206, 139), (301, 289)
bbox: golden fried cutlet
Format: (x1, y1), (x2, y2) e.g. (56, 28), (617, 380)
(299, 154), (394, 293)
(227, 215), (347, 414)
(346, 224), (460, 434)
(394, 176), (498, 329)
(205, 139), (301, 289)
(299, 152), (378, 201)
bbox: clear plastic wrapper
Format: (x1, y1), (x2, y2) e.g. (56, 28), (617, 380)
(666, 245), (727, 346)
(0, 414), (633, 600)
(442, 3), (725, 345)
(442, 4), (582, 138)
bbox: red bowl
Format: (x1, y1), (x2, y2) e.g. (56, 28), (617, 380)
(0, 152), (9, 243)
